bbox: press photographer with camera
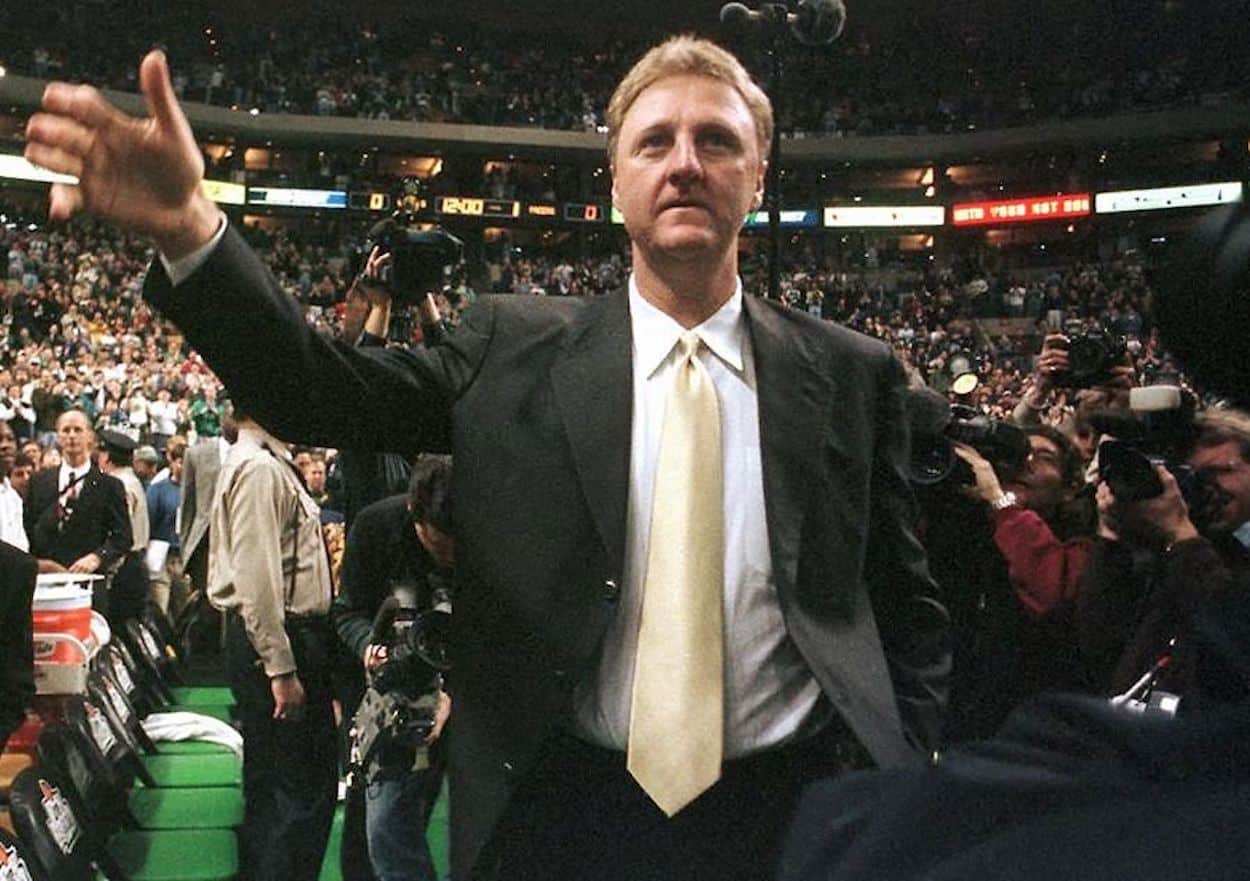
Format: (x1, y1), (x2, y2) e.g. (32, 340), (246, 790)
(332, 454), (454, 881)
(1077, 405), (1250, 704)
(905, 388), (1092, 737)
(955, 426), (1095, 623)
(1012, 329), (1136, 466)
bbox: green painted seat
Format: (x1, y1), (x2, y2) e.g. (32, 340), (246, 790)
(106, 827), (238, 881)
(128, 784), (245, 830)
(140, 751), (243, 788)
(170, 686), (235, 708)
(172, 704), (235, 723)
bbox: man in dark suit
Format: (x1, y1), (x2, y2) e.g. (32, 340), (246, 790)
(0, 540), (36, 749)
(23, 410), (131, 598)
(26, 37), (949, 881)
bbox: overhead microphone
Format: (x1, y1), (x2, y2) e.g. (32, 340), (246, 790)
(720, 0), (846, 46)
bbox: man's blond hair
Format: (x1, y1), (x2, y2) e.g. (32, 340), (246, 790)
(606, 35), (773, 166)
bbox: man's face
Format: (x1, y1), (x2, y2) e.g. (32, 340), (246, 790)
(1189, 440), (1250, 533)
(20, 442), (41, 469)
(306, 460), (326, 494)
(293, 452), (313, 479)
(56, 411), (93, 467)
(415, 521), (455, 569)
(9, 463), (31, 497)
(612, 74), (765, 268)
(1007, 434), (1068, 518)
(134, 459), (157, 482)
(0, 425), (16, 477)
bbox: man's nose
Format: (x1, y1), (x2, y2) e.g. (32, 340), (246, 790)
(666, 136), (702, 183)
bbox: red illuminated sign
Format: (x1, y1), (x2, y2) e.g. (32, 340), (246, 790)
(951, 194), (1092, 227)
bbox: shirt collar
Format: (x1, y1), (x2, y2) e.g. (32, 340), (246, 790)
(237, 426), (290, 461)
(1233, 520), (1250, 550)
(60, 461), (91, 483)
(628, 274), (745, 380)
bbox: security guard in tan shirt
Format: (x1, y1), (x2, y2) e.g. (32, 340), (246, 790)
(207, 410), (336, 881)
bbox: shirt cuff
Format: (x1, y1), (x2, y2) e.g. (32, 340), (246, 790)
(159, 212), (229, 286)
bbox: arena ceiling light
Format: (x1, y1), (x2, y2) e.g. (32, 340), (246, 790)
(1094, 182), (1244, 215)
(823, 205), (945, 228)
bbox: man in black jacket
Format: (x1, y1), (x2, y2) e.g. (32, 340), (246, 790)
(26, 39), (948, 881)
(24, 410), (130, 608)
(0, 540), (36, 749)
(333, 454), (453, 881)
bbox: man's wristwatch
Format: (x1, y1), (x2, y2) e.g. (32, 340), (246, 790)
(991, 491), (1020, 511)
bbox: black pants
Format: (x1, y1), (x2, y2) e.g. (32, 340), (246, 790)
(487, 717), (873, 881)
(107, 552), (149, 627)
(226, 614), (338, 881)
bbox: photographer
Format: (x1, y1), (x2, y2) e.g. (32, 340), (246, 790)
(1012, 331), (1135, 466)
(941, 426), (1096, 723)
(956, 426), (1096, 622)
(332, 454), (454, 881)
(1078, 407), (1250, 702)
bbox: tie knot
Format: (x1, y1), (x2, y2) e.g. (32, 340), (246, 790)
(678, 332), (703, 361)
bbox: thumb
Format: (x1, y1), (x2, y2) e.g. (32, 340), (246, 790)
(139, 50), (191, 138)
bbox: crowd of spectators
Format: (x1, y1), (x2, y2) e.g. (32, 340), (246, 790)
(3, 199), (1193, 464)
(6, 4), (1248, 137)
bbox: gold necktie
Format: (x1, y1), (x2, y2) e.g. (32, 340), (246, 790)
(627, 331), (725, 816)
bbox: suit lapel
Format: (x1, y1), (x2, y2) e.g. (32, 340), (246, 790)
(549, 290), (633, 575)
(745, 296), (833, 596)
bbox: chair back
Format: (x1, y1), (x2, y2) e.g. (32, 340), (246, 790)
(0, 825), (49, 881)
(7, 768), (96, 881)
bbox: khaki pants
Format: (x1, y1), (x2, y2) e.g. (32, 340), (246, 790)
(150, 550), (190, 618)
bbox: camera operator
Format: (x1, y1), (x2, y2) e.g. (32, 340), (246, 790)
(332, 454), (453, 881)
(336, 249), (449, 532)
(955, 426), (1096, 622)
(1012, 331), (1135, 466)
(1078, 407), (1250, 702)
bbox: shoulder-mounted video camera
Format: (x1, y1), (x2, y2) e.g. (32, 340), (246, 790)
(349, 177), (464, 306)
(906, 386), (1031, 488)
(348, 585), (452, 785)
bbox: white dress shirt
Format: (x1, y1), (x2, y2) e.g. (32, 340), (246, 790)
(573, 277), (823, 759)
(59, 462), (92, 495)
(0, 478), (26, 552)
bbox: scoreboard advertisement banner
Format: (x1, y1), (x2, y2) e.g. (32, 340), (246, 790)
(435, 196), (521, 219)
(1095, 182), (1244, 214)
(247, 187), (347, 209)
(822, 205), (945, 228)
(951, 194), (1091, 227)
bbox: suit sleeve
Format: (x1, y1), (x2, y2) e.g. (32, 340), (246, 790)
(143, 226), (494, 456)
(0, 542), (36, 747)
(865, 353), (951, 755)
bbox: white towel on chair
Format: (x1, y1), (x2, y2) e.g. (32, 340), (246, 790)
(141, 711), (244, 755)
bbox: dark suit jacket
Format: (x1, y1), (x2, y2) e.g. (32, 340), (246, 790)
(0, 540), (36, 747)
(24, 465), (131, 571)
(145, 226), (949, 879)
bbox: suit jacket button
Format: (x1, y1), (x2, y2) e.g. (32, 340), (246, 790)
(502, 761), (515, 775)
(603, 579), (620, 602)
